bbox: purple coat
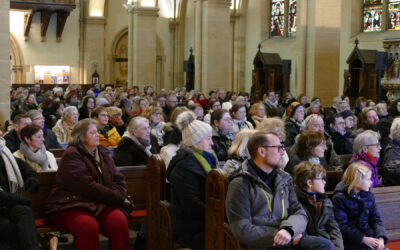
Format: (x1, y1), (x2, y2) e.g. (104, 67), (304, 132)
(45, 143), (126, 220)
(349, 153), (382, 188)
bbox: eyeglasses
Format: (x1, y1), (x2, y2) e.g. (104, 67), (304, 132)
(313, 177), (327, 182)
(261, 145), (285, 151)
(99, 114), (109, 117)
(367, 143), (381, 148)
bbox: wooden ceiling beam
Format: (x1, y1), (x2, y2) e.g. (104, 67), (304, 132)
(40, 10), (53, 42)
(56, 11), (70, 42)
(24, 10), (35, 41)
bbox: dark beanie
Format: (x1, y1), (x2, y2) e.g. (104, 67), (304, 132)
(341, 110), (354, 119)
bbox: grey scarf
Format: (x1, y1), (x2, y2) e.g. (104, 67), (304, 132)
(19, 142), (50, 171)
(0, 138), (24, 194)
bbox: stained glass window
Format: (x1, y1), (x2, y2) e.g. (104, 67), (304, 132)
(388, 0), (400, 30)
(362, 0), (383, 32)
(288, 0), (296, 36)
(270, 0), (285, 37)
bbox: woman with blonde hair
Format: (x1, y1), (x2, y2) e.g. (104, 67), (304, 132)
(222, 129), (255, 175)
(142, 106), (165, 146)
(131, 97), (148, 117)
(247, 102), (267, 128)
(332, 163), (387, 250)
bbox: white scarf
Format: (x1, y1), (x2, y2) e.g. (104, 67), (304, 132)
(0, 137), (24, 194)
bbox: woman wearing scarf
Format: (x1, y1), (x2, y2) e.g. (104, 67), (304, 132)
(13, 124), (58, 249)
(284, 101), (305, 147)
(166, 111), (217, 250)
(142, 106), (165, 147)
(247, 102), (267, 128)
(348, 130), (383, 188)
(52, 106), (79, 143)
(211, 109), (234, 162)
(0, 134), (40, 249)
(14, 124), (58, 172)
(230, 103), (253, 137)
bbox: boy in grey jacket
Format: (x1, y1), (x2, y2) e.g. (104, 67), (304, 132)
(226, 131), (335, 249)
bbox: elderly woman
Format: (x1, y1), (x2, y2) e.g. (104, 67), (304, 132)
(257, 117), (289, 169)
(142, 106), (165, 147)
(286, 130), (339, 175)
(211, 109), (234, 162)
(222, 129), (255, 175)
(349, 130), (382, 188)
(14, 124), (58, 172)
(247, 102), (267, 128)
(90, 107), (121, 148)
(79, 96), (96, 120)
(106, 106), (125, 136)
(381, 118), (400, 186)
(230, 103), (253, 136)
(52, 106), (79, 143)
(45, 119), (132, 250)
(167, 111), (217, 250)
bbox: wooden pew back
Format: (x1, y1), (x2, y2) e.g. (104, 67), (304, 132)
(117, 165), (147, 211)
(372, 186), (400, 241)
(205, 169), (242, 250)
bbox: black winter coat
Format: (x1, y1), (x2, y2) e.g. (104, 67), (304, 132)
(44, 129), (61, 150)
(4, 130), (21, 153)
(166, 147), (208, 247)
(381, 139), (400, 186)
(113, 135), (159, 166)
(331, 130), (353, 155)
(211, 128), (232, 162)
(332, 182), (388, 250)
(284, 118), (301, 147)
(295, 188), (344, 250)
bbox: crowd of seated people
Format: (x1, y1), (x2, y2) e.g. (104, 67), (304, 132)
(4, 84), (400, 249)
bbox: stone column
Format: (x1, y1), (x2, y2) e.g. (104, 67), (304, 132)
(200, 0), (231, 93)
(0, 1), (11, 123)
(125, 5), (158, 89)
(82, 17), (106, 84)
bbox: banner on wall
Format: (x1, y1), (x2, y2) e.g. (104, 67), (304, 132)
(34, 65), (70, 84)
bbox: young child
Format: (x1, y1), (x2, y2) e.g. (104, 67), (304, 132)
(332, 163), (388, 250)
(294, 162), (343, 250)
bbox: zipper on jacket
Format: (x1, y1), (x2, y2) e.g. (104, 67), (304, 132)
(260, 186), (272, 218)
(281, 189), (285, 219)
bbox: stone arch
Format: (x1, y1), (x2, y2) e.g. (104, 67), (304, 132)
(10, 33), (25, 83)
(110, 27), (165, 89)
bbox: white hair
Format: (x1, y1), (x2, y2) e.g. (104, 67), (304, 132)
(62, 106), (78, 121)
(353, 130), (380, 154)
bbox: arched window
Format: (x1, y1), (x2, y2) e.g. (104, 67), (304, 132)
(270, 0), (296, 37)
(362, 0), (383, 32)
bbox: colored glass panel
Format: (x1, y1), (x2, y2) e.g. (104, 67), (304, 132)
(389, 0), (400, 30)
(363, 0), (383, 32)
(288, 0), (296, 36)
(270, 0), (285, 37)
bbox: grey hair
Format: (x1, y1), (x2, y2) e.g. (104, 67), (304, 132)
(70, 119), (98, 146)
(304, 114), (322, 128)
(27, 109), (42, 120)
(62, 106), (78, 121)
(391, 118), (400, 140)
(126, 116), (149, 134)
(353, 130), (381, 154)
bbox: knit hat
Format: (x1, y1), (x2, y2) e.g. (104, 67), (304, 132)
(341, 110), (354, 119)
(287, 101), (302, 118)
(53, 87), (63, 95)
(176, 111), (212, 146)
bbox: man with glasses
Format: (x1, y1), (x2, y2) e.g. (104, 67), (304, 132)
(226, 131), (332, 249)
(163, 94), (178, 121)
(328, 113), (353, 155)
(27, 110), (61, 150)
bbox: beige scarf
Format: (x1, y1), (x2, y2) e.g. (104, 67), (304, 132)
(0, 137), (24, 194)
(251, 115), (267, 128)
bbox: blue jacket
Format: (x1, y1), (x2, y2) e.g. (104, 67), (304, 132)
(332, 182), (388, 250)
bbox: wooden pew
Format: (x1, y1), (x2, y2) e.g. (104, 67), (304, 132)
(26, 165), (148, 233)
(205, 169), (242, 250)
(326, 170), (343, 193)
(49, 148), (65, 158)
(372, 186), (400, 248)
(146, 155), (178, 250)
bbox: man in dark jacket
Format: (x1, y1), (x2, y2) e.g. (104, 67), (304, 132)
(27, 110), (61, 150)
(113, 116), (159, 166)
(226, 131), (332, 249)
(4, 113), (32, 153)
(293, 161), (343, 249)
(327, 113), (353, 155)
